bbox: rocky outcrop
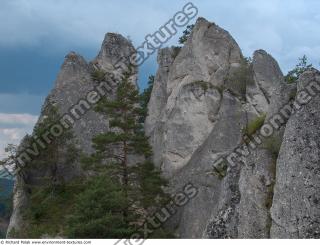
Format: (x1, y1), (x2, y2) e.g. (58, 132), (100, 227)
(50, 33), (136, 154)
(145, 47), (175, 168)
(7, 33), (137, 237)
(270, 69), (320, 238)
(237, 51), (294, 238)
(245, 50), (284, 121)
(146, 17), (301, 238)
(7, 16), (320, 239)
(146, 17), (243, 177)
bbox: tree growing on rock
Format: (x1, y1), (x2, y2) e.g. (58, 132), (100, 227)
(178, 24), (194, 44)
(69, 69), (170, 238)
(285, 55), (313, 84)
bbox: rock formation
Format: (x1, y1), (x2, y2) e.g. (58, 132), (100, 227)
(7, 33), (137, 237)
(6, 17), (320, 239)
(270, 69), (320, 238)
(146, 17), (319, 238)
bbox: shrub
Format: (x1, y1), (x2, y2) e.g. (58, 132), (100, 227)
(191, 80), (223, 94)
(178, 24), (194, 44)
(22, 180), (86, 238)
(245, 113), (266, 136)
(285, 55), (313, 84)
(91, 69), (106, 82)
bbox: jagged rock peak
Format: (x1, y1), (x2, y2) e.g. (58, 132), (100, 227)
(245, 49), (284, 120)
(62, 51), (88, 70)
(55, 52), (89, 89)
(93, 32), (136, 72)
(191, 17), (240, 51)
(166, 16), (242, 96)
(252, 49), (284, 91)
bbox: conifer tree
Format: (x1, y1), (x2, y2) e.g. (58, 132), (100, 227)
(26, 102), (79, 191)
(70, 69), (170, 238)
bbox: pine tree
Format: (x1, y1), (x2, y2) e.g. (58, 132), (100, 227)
(67, 175), (133, 238)
(10, 103), (81, 238)
(29, 102), (78, 190)
(69, 69), (170, 238)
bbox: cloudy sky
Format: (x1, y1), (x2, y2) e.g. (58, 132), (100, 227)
(0, 0), (320, 158)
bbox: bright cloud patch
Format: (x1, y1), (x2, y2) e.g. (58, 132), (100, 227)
(0, 113), (38, 159)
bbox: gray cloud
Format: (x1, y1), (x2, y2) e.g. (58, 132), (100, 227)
(1, 0), (319, 72)
(1, 0), (320, 158)
(0, 113), (38, 159)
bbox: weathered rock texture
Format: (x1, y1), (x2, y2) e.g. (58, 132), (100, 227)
(146, 17), (319, 239)
(237, 51), (295, 238)
(7, 16), (320, 239)
(7, 33), (137, 237)
(270, 69), (320, 238)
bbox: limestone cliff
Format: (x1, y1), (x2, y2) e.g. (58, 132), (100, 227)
(146, 17), (320, 238)
(7, 17), (320, 239)
(7, 33), (137, 237)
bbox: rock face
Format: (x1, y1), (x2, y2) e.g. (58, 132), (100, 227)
(146, 17), (243, 177)
(270, 69), (320, 238)
(7, 33), (137, 237)
(146, 17), (316, 239)
(7, 16), (320, 239)
(237, 52), (294, 238)
(246, 50), (284, 121)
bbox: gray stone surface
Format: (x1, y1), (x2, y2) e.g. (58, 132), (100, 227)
(7, 33), (137, 237)
(270, 69), (320, 238)
(145, 47), (175, 168)
(170, 91), (246, 238)
(146, 17), (243, 177)
(8, 16), (320, 239)
(238, 51), (292, 238)
(246, 50), (284, 121)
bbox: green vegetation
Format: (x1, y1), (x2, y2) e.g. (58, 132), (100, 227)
(27, 103), (79, 189)
(193, 80), (210, 92)
(285, 55), (313, 84)
(178, 24), (194, 44)
(91, 69), (107, 82)
(0, 178), (13, 238)
(68, 68), (171, 238)
(226, 57), (253, 99)
(67, 175), (133, 238)
(22, 180), (85, 238)
(245, 113), (266, 136)
(0, 178), (13, 218)
(139, 75), (154, 123)
(6, 71), (172, 238)
(16, 103), (80, 238)
(191, 80), (223, 94)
